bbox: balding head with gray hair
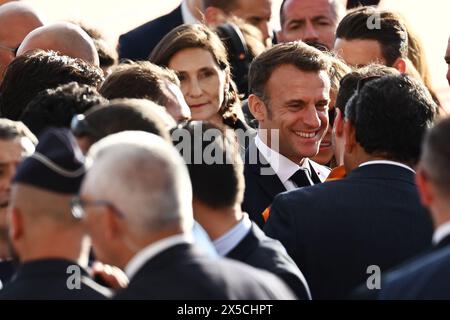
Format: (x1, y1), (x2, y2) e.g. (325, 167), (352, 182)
(83, 131), (193, 237)
(17, 22), (99, 66)
(0, 1), (44, 78)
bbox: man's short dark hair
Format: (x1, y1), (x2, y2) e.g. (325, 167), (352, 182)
(248, 41), (331, 102)
(0, 50), (104, 121)
(74, 98), (172, 146)
(420, 117), (450, 196)
(175, 121), (244, 208)
(20, 82), (107, 137)
(335, 64), (399, 114)
(99, 61), (179, 106)
(345, 74), (437, 165)
(335, 7), (408, 66)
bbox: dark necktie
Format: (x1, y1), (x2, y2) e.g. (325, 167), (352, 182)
(289, 169), (312, 188)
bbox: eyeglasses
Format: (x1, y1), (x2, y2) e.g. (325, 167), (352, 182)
(70, 114), (103, 140)
(71, 196), (125, 220)
(0, 43), (19, 56)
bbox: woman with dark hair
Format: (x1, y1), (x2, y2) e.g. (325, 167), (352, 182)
(150, 23), (249, 131)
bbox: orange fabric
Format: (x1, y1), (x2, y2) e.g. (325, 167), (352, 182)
(262, 206), (271, 222)
(326, 165), (347, 182)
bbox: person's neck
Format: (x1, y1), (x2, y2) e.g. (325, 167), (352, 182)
(118, 227), (185, 270)
(429, 200), (450, 230)
(344, 145), (394, 172)
(194, 201), (244, 241)
(186, 0), (203, 21)
(20, 232), (85, 265)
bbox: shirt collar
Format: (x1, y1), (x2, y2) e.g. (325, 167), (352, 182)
(359, 160), (415, 174)
(125, 234), (193, 280)
(213, 214), (252, 256)
(181, 0), (199, 25)
(433, 221), (450, 246)
(254, 135), (311, 183)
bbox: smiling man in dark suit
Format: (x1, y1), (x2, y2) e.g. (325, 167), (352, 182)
(264, 74), (437, 299)
(177, 121), (311, 299)
(243, 42), (332, 227)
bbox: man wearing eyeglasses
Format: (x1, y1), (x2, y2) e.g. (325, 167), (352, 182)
(0, 2), (43, 81)
(0, 128), (110, 299)
(79, 131), (295, 299)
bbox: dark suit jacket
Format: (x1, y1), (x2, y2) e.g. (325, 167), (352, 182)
(226, 222), (311, 299)
(243, 139), (285, 227)
(0, 260), (15, 289)
(0, 259), (110, 299)
(351, 234), (450, 300)
(114, 243), (296, 299)
(118, 6), (183, 60)
(242, 138), (326, 227)
(378, 245), (450, 299)
(264, 164), (434, 299)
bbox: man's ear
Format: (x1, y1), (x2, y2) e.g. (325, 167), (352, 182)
(392, 57), (407, 73)
(333, 108), (344, 137)
(248, 94), (267, 123)
(204, 6), (227, 26)
(416, 167), (434, 207)
(9, 207), (23, 242)
(343, 120), (356, 154)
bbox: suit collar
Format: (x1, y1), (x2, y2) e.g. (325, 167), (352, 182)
(15, 258), (87, 278)
(346, 163), (416, 184)
(226, 223), (265, 261)
(129, 243), (199, 283)
(245, 138), (286, 198)
(213, 214), (252, 256)
(181, 0), (200, 24)
(125, 234), (192, 280)
(433, 221), (450, 247)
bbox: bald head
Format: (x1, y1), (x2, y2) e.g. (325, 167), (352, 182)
(82, 132), (193, 235)
(17, 22), (99, 66)
(0, 2), (43, 77)
(10, 183), (75, 225)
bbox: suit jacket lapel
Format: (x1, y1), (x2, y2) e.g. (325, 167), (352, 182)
(245, 138), (286, 200)
(226, 223), (260, 261)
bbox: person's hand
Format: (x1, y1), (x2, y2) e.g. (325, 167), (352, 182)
(91, 261), (129, 290)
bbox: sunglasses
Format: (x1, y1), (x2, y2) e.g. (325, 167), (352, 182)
(71, 196), (125, 220)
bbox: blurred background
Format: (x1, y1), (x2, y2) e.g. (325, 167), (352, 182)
(17, 0), (450, 110)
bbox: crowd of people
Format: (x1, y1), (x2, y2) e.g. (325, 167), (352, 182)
(0, 0), (449, 300)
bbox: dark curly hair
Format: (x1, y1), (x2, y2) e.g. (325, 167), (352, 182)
(20, 82), (107, 137)
(345, 74), (437, 165)
(0, 50), (104, 121)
